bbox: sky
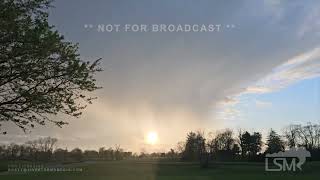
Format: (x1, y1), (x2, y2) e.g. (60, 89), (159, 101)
(1, 0), (320, 153)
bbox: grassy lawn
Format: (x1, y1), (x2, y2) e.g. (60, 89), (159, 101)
(0, 160), (319, 180)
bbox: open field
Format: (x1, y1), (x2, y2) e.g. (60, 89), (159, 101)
(1, 160), (320, 180)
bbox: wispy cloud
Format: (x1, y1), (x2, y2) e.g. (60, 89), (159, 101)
(219, 97), (239, 106)
(245, 47), (320, 94)
(218, 47), (320, 121)
(255, 100), (272, 108)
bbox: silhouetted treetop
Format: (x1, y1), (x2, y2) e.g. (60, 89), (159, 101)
(265, 129), (285, 154)
(0, 0), (102, 133)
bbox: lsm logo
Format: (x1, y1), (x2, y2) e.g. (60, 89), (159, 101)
(265, 148), (311, 172)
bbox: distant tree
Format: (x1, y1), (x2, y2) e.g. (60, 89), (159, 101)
(114, 144), (123, 160)
(8, 143), (20, 159)
(41, 137), (58, 152)
(24, 137), (57, 161)
(53, 148), (67, 162)
(283, 124), (299, 148)
(99, 147), (116, 160)
(265, 129), (285, 154)
(176, 141), (185, 154)
(70, 148), (83, 162)
(98, 147), (105, 160)
(182, 132), (197, 161)
(167, 148), (176, 159)
(25, 137), (57, 152)
(231, 144), (241, 156)
(295, 123), (320, 150)
(238, 131), (250, 157)
(0, 145), (6, 159)
(18, 144), (27, 159)
(0, 0), (101, 133)
(0, 145), (4, 157)
(107, 148), (115, 160)
(238, 131), (262, 159)
(249, 132), (263, 156)
(207, 129), (240, 161)
(182, 131), (206, 161)
(210, 129), (234, 151)
(123, 151), (132, 159)
(83, 150), (99, 160)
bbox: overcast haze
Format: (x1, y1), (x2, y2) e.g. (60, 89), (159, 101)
(1, 0), (320, 153)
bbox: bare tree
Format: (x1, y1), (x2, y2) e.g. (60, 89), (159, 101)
(210, 129), (234, 152)
(283, 124), (299, 148)
(282, 122), (320, 150)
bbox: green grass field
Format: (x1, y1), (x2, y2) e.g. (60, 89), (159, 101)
(1, 160), (320, 180)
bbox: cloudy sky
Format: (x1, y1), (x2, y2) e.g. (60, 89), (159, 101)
(1, 0), (320, 152)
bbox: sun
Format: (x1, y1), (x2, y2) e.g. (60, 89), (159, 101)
(146, 131), (158, 145)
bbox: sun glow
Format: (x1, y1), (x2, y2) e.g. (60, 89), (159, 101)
(146, 131), (158, 145)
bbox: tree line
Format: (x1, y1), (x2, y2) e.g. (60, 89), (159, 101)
(1, 122), (320, 164)
(181, 122), (320, 167)
(0, 137), (134, 162)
